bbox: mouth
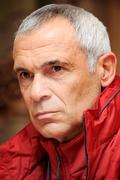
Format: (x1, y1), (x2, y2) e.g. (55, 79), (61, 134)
(33, 111), (59, 120)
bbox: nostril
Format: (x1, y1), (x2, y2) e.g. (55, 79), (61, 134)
(40, 95), (51, 101)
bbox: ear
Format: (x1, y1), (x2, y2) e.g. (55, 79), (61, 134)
(97, 52), (117, 87)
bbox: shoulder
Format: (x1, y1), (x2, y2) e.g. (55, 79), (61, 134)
(0, 123), (41, 155)
(0, 123), (42, 178)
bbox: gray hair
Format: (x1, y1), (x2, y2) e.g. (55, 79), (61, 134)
(15, 4), (111, 71)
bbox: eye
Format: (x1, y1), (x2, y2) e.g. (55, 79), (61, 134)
(19, 71), (33, 80)
(52, 65), (63, 72)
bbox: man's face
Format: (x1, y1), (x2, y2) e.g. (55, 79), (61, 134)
(13, 17), (101, 142)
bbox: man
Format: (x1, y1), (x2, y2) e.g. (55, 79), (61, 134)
(0, 4), (120, 179)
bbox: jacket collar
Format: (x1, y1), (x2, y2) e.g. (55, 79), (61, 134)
(84, 75), (120, 150)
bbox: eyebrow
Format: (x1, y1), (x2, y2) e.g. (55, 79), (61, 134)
(14, 60), (68, 73)
(41, 60), (63, 67)
(41, 60), (71, 70)
(14, 67), (28, 73)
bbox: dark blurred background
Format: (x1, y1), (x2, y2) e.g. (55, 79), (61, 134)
(0, 0), (120, 144)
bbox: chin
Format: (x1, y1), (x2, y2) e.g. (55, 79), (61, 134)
(41, 129), (64, 142)
(32, 119), (76, 142)
(35, 124), (68, 142)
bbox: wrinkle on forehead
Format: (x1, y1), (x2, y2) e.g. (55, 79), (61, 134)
(14, 16), (78, 50)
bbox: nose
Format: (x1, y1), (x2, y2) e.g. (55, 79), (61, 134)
(30, 74), (51, 102)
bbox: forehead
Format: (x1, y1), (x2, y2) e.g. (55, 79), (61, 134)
(14, 16), (78, 51)
(13, 16), (86, 69)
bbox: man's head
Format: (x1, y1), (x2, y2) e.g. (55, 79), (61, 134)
(13, 4), (117, 142)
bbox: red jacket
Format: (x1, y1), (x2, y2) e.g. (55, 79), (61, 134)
(0, 76), (120, 180)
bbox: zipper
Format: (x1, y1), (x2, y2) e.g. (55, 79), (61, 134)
(46, 149), (62, 180)
(56, 150), (62, 180)
(47, 158), (51, 180)
(99, 88), (120, 115)
(82, 117), (88, 180)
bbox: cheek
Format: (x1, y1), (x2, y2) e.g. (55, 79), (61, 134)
(57, 77), (81, 99)
(56, 83), (82, 110)
(68, 80), (84, 101)
(21, 89), (31, 108)
(63, 77), (95, 110)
